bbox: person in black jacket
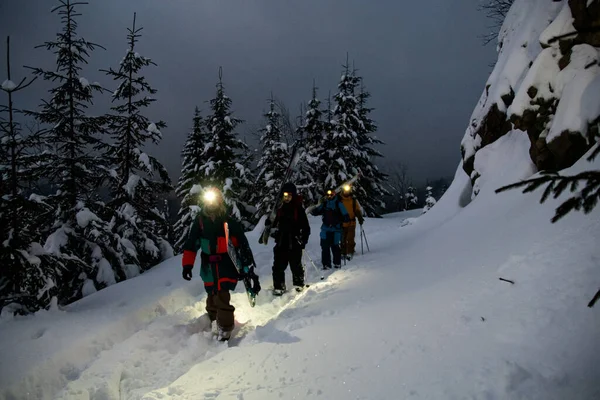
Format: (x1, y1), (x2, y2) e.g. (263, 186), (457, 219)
(267, 182), (310, 295)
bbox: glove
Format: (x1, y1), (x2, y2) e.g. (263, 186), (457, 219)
(359, 218), (364, 226)
(182, 265), (193, 281)
(264, 219), (272, 227)
(240, 265), (254, 279)
(344, 215), (351, 223)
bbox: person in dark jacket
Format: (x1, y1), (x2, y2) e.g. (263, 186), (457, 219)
(181, 187), (257, 341)
(267, 182), (311, 295)
(311, 189), (350, 269)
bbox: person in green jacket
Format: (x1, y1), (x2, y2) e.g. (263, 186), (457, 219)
(181, 187), (258, 341)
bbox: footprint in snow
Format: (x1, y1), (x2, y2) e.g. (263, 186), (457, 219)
(32, 327), (46, 340)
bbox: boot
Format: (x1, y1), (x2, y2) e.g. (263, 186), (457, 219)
(334, 264), (341, 269)
(217, 326), (232, 341)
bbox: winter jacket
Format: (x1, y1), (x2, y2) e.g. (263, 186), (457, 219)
(340, 194), (364, 227)
(272, 195), (311, 250)
(311, 195), (350, 234)
(182, 210), (255, 294)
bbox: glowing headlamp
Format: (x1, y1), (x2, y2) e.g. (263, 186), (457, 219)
(203, 189), (217, 204)
(343, 185), (351, 192)
(283, 191), (292, 203)
(327, 190), (333, 196)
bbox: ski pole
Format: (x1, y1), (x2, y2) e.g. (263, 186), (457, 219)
(361, 226), (370, 252)
(303, 249), (324, 280)
(360, 225), (364, 255)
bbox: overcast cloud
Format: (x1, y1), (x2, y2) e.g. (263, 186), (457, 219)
(0, 0), (496, 184)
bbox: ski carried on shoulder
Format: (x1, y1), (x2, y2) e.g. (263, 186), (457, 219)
(224, 222), (259, 307)
(305, 172), (361, 214)
(258, 141), (304, 245)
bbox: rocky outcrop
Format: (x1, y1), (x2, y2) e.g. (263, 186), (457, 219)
(570, 0), (600, 46)
(461, 103), (512, 179)
(460, 0), (600, 195)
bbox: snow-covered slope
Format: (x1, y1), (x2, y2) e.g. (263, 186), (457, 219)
(2, 1), (600, 397)
(1, 141), (599, 399)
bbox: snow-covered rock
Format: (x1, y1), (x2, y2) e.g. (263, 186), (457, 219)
(461, 0), (600, 195)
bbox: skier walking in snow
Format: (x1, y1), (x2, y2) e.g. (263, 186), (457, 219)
(340, 184), (364, 261)
(265, 182), (311, 295)
(311, 189), (350, 269)
(181, 187), (258, 341)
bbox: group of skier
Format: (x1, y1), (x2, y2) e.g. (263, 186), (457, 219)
(181, 181), (365, 340)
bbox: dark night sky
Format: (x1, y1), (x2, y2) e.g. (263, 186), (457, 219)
(1, 0), (496, 185)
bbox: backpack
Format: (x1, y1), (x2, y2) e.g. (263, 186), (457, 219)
(323, 197), (343, 227)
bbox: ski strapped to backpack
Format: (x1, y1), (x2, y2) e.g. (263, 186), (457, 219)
(224, 222), (261, 307)
(259, 141), (304, 245)
(305, 172), (362, 215)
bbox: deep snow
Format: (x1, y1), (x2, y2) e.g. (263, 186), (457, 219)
(1, 136), (599, 399)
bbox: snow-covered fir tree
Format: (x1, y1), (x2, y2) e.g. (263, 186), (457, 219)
(295, 82), (325, 205)
(423, 186), (437, 214)
(253, 94), (290, 219)
(405, 186), (419, 210)
(317, 91), (336, 197)
(355, 79), (388, 216)
(173, 107), (209, 252)
(101, 13), (172, 276)
(323, 60), (367, 192)
(160, 198), (174, 244)
(0, 36), (59, 315)
(197, 68), (254, 227)
(27, 0), (119, 304)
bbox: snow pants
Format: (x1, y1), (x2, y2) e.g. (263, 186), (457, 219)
(341, 224), (357, 256)
(206, 290), (235, 332)
(321, 230), (342, 268)
(272, 246), (304, 290)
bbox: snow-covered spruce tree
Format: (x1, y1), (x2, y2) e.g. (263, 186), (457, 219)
(160, 197), (174, 244)
(197, 68), (254, 227)
(173, 107), (209, 252)
(0, 36), (59, 315)
(101, 13), (172, 276)
(355, 79), (388, 216)
(27, 0), (119, 304)
(295, 82), (325, 205)
(316, 91), (336, 196)
(405, 186), (419, 210)
(324, 60), (367, 191)
(253, 94), (290, 219)
(422, 186), (437, 214)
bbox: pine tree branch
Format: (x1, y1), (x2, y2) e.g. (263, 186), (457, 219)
(497, 169), (600, 223)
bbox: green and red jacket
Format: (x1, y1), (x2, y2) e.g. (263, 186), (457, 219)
(182, 211), (255, 293)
